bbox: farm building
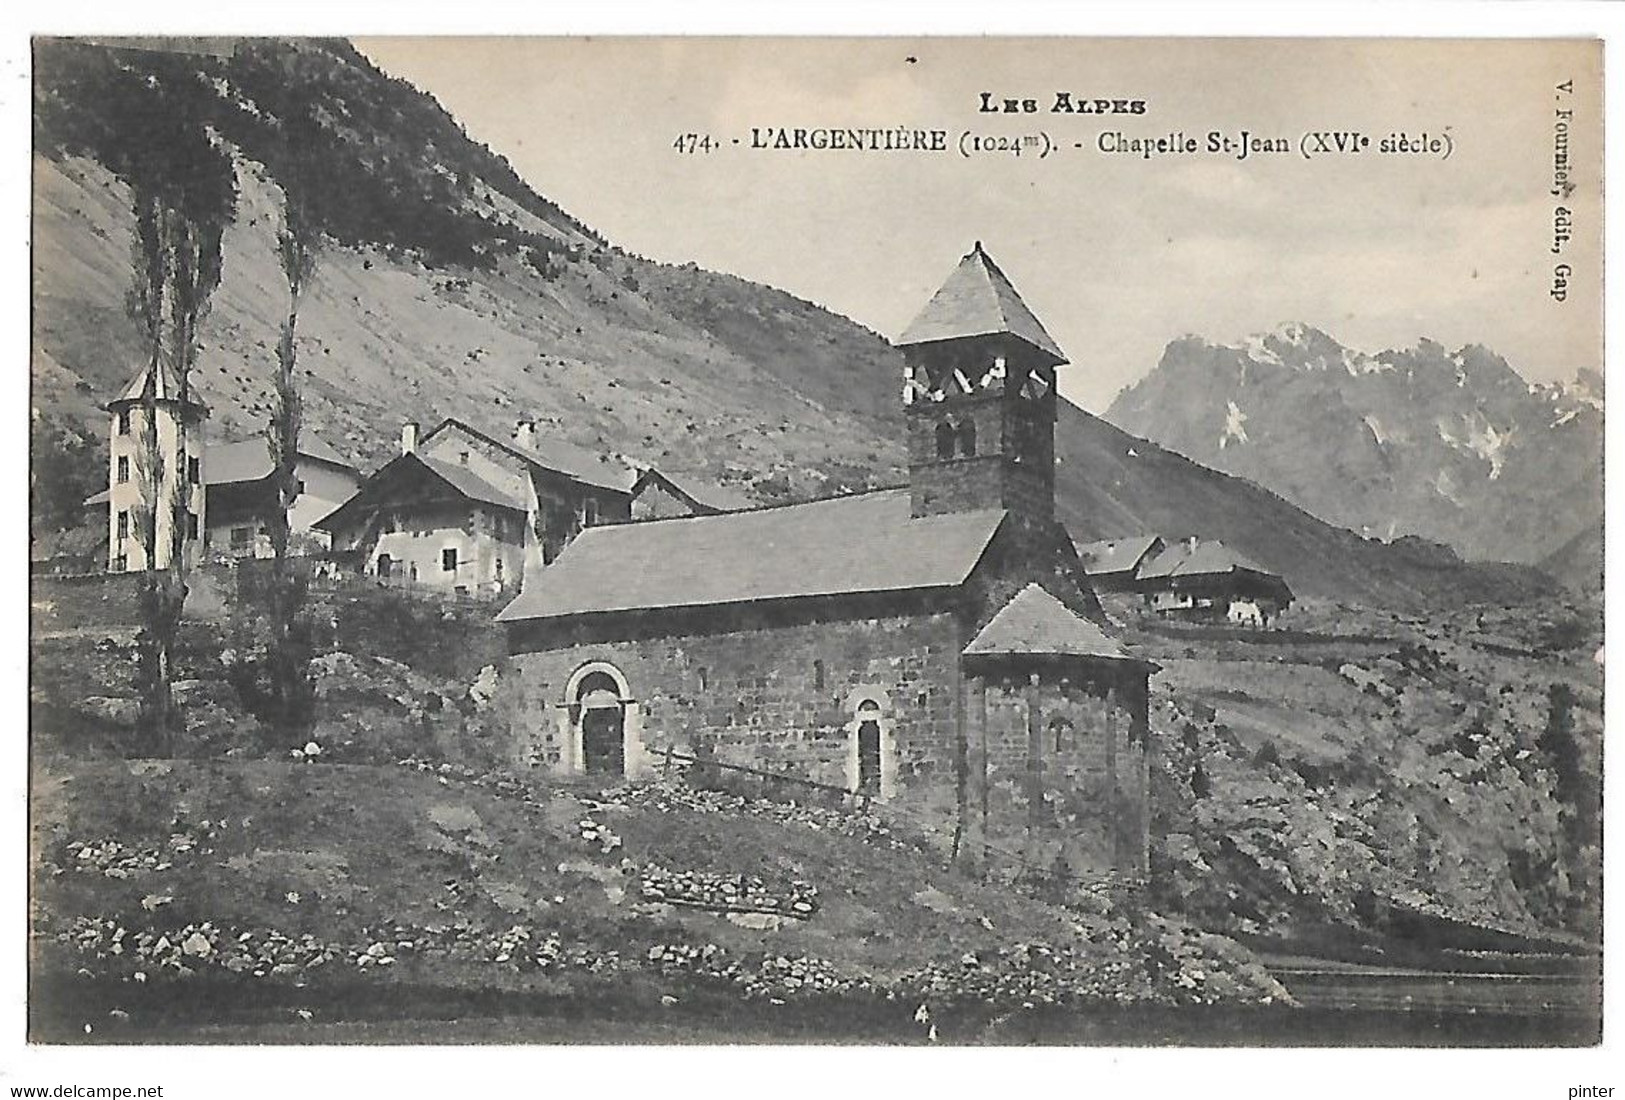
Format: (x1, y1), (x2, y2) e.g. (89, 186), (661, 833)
(1075, 535), (1167, 593)
(314, 418), (635, 594)
(1136, 537), (1293, 627)
(496, 243), (1157, 881)
(628, 467), (755, 521)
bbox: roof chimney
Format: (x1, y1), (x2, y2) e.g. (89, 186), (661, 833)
(514, 419), (537, 452)
(401, 420), (419, 455)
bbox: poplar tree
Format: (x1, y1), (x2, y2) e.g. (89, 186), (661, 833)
(264, 105), (325, 741)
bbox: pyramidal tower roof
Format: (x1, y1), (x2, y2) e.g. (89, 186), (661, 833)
(110, 358), (207, 411)
(897, 242), (1066, 364)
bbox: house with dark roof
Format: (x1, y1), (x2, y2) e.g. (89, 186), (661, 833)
(1075, 535), (1168, 593)
(86, 358), (361, 571)
(496, 244), (1157, 882)
(314, 418), (634, 593)
(628, 467), (755, 520)
(197, 435), (361, 560)
(1136, 537), (1293, 627)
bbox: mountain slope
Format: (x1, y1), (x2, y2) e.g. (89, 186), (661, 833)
(1108, 325), (1602, 569)
(1052, 404), (1544, 608)
(31, 37), (1548, 608)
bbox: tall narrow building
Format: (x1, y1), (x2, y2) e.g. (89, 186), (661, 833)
(103, 359), (207, 573)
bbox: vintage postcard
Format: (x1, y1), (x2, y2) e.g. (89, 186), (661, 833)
(22, 29), (1607, 1086)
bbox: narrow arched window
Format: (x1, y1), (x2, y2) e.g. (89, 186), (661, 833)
(958, 418), (977, 457)
(935, 419), (956, 459)
(1049, 717), (1075, 753)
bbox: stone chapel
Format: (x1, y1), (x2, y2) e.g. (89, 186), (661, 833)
(498, 242), (1156, 879)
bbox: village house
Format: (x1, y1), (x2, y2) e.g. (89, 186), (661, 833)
(1075, 534), (1168, 593)
(314, 417), (634, 593)
(194, 435), (360, 560)
(496, 243), (1158, 882)
(1136, 537), (1293, 627)
(628, 467), (755, 521)
(87, 358), (361, 572)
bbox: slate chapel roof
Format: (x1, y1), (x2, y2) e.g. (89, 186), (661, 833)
(962, 583), (1137, 662)
(496, 488), (1005, 622)
(897, 242), (1067, 364)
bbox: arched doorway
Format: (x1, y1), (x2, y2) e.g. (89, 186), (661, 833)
(577, 670), (625, 776)
(560, 661), (643, 779)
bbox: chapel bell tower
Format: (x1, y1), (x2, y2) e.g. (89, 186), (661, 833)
(896, 242), (1066, 524)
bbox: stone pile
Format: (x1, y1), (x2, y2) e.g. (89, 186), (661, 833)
(893, 941), (1155, 1008)
(643, 942), (861, 1001)
(58, 917), (339, 981)
(575, 818), (622, 855)
(52, 910), (1282, 1010)
(597, 781), (913, 852)
(482, 925), (618, 974)
(50, 819), (226, 880)
(638, 864), (819, 918)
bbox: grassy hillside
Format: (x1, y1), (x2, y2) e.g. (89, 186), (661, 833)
(1116, 597), (1603, 942)
(32, 752), (1299, 1042)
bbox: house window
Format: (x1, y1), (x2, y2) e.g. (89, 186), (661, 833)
(188, 456), (201, 484)
(116, 456), (129, 483)
(116, 510), (129, 541)
(117, 409), (130, 435)
(814, 659), (825, 690)
(697, 666), (709, 691)
(114, 553), (127, 572)
(230, 526), (252, 553)
(442, 547), (458, 572)
(186, 512), (199, 540)
(459, 451), (470, 466)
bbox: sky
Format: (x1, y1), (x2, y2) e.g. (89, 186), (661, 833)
(348, 38), (1598, 412)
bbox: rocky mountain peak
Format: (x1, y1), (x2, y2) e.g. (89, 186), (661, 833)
(1108, 327), (1601, 576)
